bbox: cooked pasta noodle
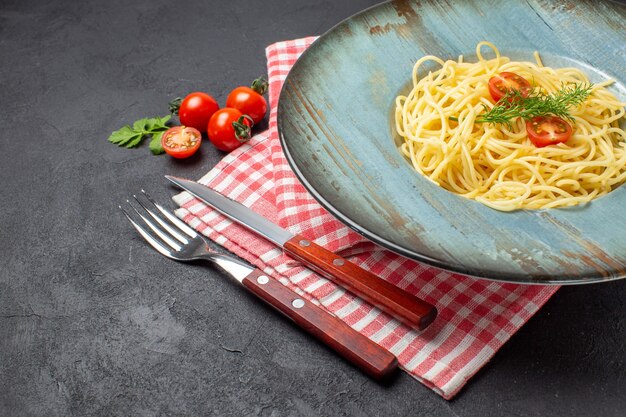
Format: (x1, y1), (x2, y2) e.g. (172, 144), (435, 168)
(394, 41), (626, 211)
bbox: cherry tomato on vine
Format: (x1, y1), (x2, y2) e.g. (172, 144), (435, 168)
(175, 92), (219, 132)
(226, 77), (268, 124)
(207, 108), (253, 152)
(161, 126), (202, 158)
(488, 72), (532, 102)
(525, 116), (573, 148)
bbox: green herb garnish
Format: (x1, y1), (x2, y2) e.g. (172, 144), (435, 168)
(108, 115), (171, 155)
(477, 83), (593, 127)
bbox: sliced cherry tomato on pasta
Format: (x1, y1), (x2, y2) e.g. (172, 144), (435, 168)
(488, 72), (532, 102)
(161, 126), (202, 158)
(207, 108), (253, 152)
(525, 116), (573, 147)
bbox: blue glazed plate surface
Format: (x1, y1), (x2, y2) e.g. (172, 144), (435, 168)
(277, 0), (626, 284)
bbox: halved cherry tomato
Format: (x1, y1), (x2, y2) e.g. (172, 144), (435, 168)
(178, 92), (219, 132)
(525, 116), (573, 148)
(225, 77), (268, 124)
(161, 126), (202, 158)
(207, 108), (253, 152)
(488, 72), (532, 102)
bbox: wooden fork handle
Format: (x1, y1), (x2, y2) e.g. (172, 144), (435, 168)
(242, 268), (397, 380)
(283, 235), (437, 331)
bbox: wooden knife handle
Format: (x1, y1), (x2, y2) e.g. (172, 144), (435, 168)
(283, 235), (437, 331)
(242, 268), (397, 379)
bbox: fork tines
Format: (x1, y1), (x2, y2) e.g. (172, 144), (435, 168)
(120, 190), (199, 260)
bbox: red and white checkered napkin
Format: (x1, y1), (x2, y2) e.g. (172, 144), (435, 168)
(173, 37), (559, 399)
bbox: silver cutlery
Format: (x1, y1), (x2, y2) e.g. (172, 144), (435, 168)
(119, 190), (398, 379)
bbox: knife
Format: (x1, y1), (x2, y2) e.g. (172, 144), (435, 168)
(167, 175), (438, 331)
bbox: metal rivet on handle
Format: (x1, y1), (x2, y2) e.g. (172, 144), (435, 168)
(333, 258), (345, 266)
(292, 299), (305, 309)
(257, 275), (269, 285)
(299, 239), (310, 247)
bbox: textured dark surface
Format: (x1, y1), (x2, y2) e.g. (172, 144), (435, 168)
(0, 0), (625, 416)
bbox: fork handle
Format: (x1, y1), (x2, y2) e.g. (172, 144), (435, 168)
(242, 268), (397, 379)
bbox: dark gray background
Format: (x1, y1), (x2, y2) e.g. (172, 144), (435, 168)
(1, 0), (625, 416)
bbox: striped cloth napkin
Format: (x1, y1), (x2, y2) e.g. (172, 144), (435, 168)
(172, 37), (559, 399)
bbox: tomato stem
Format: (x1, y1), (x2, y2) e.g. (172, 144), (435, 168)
(232, 115), (254, 142)
(251, 77), (268, 95)
(168, 97), (182, 115)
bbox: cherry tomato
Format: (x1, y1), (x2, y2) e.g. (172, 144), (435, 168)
(525, 116), (573, 148)
(225, 77), (268, 124)
(178, 92), (219, 132)
(161, 126), (202, 158)
(207, 108), (253, 152)
(488, 72), (532, 102)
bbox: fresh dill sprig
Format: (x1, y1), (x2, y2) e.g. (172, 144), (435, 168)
(475, 83), (594, 127)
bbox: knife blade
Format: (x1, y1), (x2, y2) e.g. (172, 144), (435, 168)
(167, 175), (437, 331)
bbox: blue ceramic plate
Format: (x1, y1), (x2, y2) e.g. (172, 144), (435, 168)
(277, 0), (626, 284)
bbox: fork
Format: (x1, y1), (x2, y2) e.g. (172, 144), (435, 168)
(120, 190), (397, 379)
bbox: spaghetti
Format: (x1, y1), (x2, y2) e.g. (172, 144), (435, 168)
(394, 42), (626, 211)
